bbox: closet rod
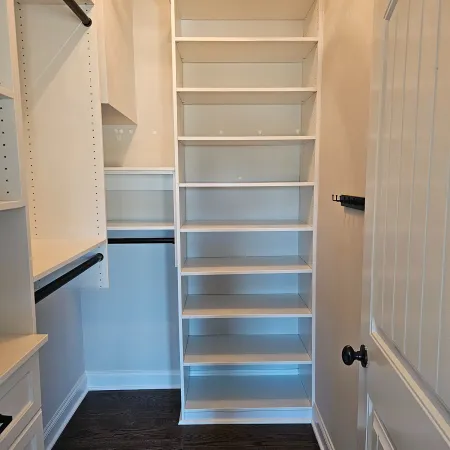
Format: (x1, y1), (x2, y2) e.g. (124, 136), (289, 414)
(108, 237), (175, 245)
(35, 253), (104, 304)
(62, 0), (92, 27)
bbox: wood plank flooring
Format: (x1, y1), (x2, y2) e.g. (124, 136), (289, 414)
(54, 390), (320, 449)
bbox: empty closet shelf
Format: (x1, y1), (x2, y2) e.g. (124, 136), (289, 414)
(31, 238), (106, 281)
(181, 256), (312, 276)
(176, 0), (316, 21)
(180, 220), (313, 233)
(179, 182), (315, 188)
(178, 136), (316, 146)
(0, 335), (48, 384)
(0, 85), (14, 99)
(107, 221), (175, 231)
(175, 38), (318, 63)
(182, 294), (312, 319)
(177, 88), (316, 105)
(0, 200), (25, 212)
(184, 334), (311, 366)
(185, 374), (311, 412)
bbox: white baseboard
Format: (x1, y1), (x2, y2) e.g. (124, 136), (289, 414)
(44, 374), (88, 450)
(312, 403), (335, 450)
(86, 370), (180, 391)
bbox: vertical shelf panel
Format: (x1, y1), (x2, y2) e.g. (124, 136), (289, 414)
(16, 2), (108, 286)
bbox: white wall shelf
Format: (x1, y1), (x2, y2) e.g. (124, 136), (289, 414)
(182, 294), (312, 319)
(0, 199), (25, 212)
(178, 136), (316, 146)
(0, 335), (48, 384)
(185, 374), (311, 412)
(31, 238), (106, 282)
(105, 167), (175, 175)
(180, 220), (313, 233)
(184, 334), (311, 366)
(175, 38), (318, 63)
(19, 0), (94, 4)
(181, 256), (312, 276)
(177, 88), (317, 105)
(180, 182), (315, 188)
(107, 221), (175, 231)
(0, 86), (13, 99)
(176, 0), (316, 21)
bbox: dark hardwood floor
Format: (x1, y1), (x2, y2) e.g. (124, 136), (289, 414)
(54, 390), (320, 450)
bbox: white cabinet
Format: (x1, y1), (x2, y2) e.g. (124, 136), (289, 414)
(9, 412), (44, 450)
(97, 0), (137, 125)
(171, 0), (321, 424)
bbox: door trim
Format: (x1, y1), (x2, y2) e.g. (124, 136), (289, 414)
(312, 404), (336, 450)
(372, 332), (450, 446)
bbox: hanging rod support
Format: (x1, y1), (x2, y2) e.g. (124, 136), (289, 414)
(108, 237), (175, 245)
(35, 253), (104, 304)
(62, 0), (92, 27)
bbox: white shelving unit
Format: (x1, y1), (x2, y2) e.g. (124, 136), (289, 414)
(104, 167), (175, 232)
(171, 0), (321, 424)
(0, 1), (47, 446)
(15, 0), (109, 287)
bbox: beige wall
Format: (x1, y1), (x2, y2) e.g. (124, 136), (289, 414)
(315, 1), (374, 449)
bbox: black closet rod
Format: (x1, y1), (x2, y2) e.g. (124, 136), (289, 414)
(35, 253), (104, 304)
(108, 237), (175, 245)
(63, 0), (92, 27)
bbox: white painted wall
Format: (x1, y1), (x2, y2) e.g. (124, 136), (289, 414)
(36, 289), (86, 430)
(315, 1), (374, 449)
(81, 242), (180, 389)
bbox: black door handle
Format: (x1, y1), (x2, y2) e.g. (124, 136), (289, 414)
(0, 414), (13, 435)
(342, 345), (368, 368)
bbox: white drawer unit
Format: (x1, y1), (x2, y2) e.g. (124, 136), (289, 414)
(0, 357), (41, 450)
(9, 413), (44, 450)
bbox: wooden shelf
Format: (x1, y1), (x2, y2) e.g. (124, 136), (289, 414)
(177, 0), (316, 20)
(104, 167), (175, 175)
(185, 374), (311, 412)
(184, 334), (311, 366)
(0, 200), (25, 212)
(181, 256), (312, 276)
(178, 136), (316, 146)
(0, 85), (14, 100)
(0, 335), (48, 384)
(175, 38), (318, 63)
(179, 182), (315, 188)
(181, 220), (313, 233)
(177, 88), (316, 105)
(182, 294), (312, 319)
(107, 221), (174, 231)
(31, 238), (106, 281)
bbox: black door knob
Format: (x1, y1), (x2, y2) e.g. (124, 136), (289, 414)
(0, 414), (12, 435)
(342, 345), (368, 368)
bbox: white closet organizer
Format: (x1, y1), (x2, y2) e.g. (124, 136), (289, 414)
(105, 167), (175, 231)
(15, 0), (109, 286)
(171, 0), (321, 424)
(1, 0), (47, 447)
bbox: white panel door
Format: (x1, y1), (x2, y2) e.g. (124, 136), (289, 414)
(356, 0), (450, 448)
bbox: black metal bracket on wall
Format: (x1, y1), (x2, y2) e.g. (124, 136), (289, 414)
(63, 0), (92, 27)
(35, 253), (104, 304)
(332, 194), (365, 211)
